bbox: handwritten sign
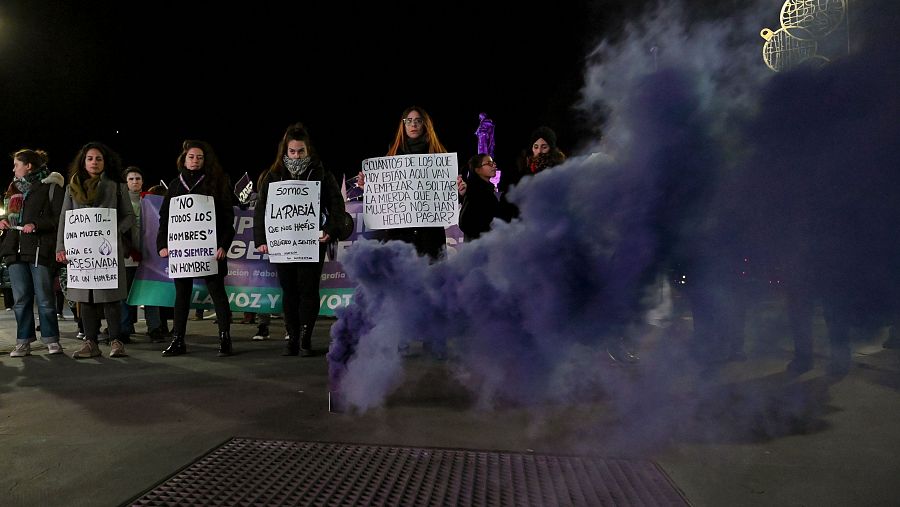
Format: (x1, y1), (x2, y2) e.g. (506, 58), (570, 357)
(264, 180), (321, 263)
(167, 194), (218, 278)
(362, 153), (459, 229)
(64, 207), (118, 289)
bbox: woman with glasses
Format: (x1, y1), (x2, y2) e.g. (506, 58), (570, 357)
(1, 149), (66, 357)
(359, 106), (463, 260)
(459, 153), (514, 241)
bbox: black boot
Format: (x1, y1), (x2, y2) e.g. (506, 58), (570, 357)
(283, 333), (300, 356)
(217, 331), (233, 357)
(300, 324), (313, 357)
(162, 335), (186, 356)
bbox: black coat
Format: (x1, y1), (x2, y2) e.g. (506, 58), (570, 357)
(253, 157), (347, 249)
(0, 172), (65, 268)
(459, 176), (514, 240)
(157, 171), (235, 272)
(377, 145), (447, 260)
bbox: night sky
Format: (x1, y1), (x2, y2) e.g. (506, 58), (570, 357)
(0, 1), (665, 187)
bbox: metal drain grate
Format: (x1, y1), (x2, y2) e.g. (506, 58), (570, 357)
(129, 438), (688, 506)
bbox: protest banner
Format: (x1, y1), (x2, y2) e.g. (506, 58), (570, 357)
(166, 194), (218, 278)
(361, 153), (459, 229)
(264, 180), (321, 263)
(63, 207), (119, 289)
(128, 196), (464, 315)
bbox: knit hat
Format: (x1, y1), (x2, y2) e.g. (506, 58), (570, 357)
(529, 126), (557, 150)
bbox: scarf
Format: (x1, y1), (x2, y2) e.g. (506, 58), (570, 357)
(179, 168), (206, 192)
(284, 155), (312, 179)
(14, 165), (51, 198)
(405, 136), (429, 155)
(3, 183), (23, 227)
(69, 171), (103, 206)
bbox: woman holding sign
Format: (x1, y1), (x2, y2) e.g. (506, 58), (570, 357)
(358, 106), (462, 260)
(55, 142), (135, 359)
(157, 140), (235, 357)
(254, 123), (348, 356)
(1, 149), (65, 357)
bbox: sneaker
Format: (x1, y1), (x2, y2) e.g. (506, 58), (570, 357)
(252, 325), (269, 341)
(10, 343), (31, 357)
(76, 331), (86, 340)
(284, 333), (290, 341)
(57, 313), (66, 320)
(47, 342), (64, 355)
(73, 340), (101, 359)
(109, 339), (127, 358)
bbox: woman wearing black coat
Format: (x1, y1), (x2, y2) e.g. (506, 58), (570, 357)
(157, 140), (235, 357)
(254, 123), (348, 356)
(459, 153), (514, 241)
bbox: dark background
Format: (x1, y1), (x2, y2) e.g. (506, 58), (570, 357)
(0, 1), (640, 188)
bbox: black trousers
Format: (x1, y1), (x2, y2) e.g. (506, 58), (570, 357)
(81, 300), (121, 343)
(275, 254), (325, 339)
(173, 273), (230, 336)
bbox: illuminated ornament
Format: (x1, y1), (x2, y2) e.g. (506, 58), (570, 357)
(761, 0), (847, 72)
(99, 237), (112, 256)
(781, 0), (847, 40)
(760, 28), (823, 72)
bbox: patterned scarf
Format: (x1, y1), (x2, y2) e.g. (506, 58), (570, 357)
(4, 166), (50, 225)
(284, 155), (312, 179)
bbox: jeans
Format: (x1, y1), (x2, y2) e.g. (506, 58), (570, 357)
(9, 262), (59, 344)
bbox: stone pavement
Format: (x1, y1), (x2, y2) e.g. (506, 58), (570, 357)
(0, 303), (899, 506)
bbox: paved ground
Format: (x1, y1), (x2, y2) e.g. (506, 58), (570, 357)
(1, 302), (899, 506)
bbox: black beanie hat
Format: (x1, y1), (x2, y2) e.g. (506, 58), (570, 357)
(529, 126), (557, 150)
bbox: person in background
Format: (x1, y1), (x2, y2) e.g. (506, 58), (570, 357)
(56, 142), (135, 359)
(0, 262), (13, 311)
(255, 123), (347, 356)
(459, 153), (515, 241)
(120, 166), (145, 342)
(1, 149), (65, 357)
(157, 140), (235, 357)
(499, 126), (566, 193)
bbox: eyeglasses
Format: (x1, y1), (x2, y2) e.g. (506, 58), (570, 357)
(402, 118), (424, 126)
(480, 161), (497, 167)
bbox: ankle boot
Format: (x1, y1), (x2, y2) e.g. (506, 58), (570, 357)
(162, 335), (186, 356)
(283, 333), (300, 356)
(300, 324), (313, 357)
(218, 331), (233, 357)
